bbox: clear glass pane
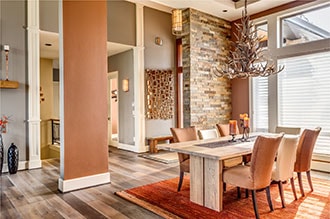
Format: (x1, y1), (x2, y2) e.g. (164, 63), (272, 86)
(256, 22), (268, 48)
(281, 5), (330, 47)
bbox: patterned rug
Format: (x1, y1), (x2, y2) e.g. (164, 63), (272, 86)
(116, 175), (330, 219)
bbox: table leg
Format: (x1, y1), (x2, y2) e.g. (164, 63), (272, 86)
(190, 155), (204, 205)
(204, 158), (223, 211)
(149, 140), (157, 153)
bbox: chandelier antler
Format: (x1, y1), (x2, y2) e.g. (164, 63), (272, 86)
(214, 0), (284, 79)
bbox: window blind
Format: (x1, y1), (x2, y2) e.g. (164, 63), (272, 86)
(278, 51), (330, 136)
(252, 77), (268, 132)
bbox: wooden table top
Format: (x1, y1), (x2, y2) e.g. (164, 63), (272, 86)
(157, 132), (293, 160)
(157, 135), (254, 160)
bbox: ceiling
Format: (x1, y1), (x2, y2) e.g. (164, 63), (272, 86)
(40, 31), (133, 60)
(40, 0), (296, 60)
(149, 0), (296, 21)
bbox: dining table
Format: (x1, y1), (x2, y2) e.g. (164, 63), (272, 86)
(157, 133), (264, 212)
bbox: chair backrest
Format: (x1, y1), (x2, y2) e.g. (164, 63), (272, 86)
(294, 127), (321, 172)
(216, 123), (240, 137)
(170, 126), (199, 143)
(272, 135), (299, 181)
(170, 126), (198, 171)
(250, 134), (284, 189)
(198, 128), (219, 140)
(275, 126), (301, 135)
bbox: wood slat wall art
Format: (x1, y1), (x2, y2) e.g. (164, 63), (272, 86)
(145, 69), (174, 120)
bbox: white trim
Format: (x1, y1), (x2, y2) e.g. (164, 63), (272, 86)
(117, 143), (148, 153)
(27, 0), (42, 170)
(311, 160), (330, 173)
(133, 4), (146, 153)
(108, 71), (119, 148)
(58, 0), (65, 179)
(58, 172), (110, 193)
(1, 161), (28, 173)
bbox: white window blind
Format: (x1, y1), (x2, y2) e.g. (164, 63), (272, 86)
(252, 77), (268, 132)
(278, 51), (330, 155)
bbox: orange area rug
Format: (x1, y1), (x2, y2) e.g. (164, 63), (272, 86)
(116, 175), (330, 218)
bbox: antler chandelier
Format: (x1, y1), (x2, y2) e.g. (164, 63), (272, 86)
(214, 0), (284, 79)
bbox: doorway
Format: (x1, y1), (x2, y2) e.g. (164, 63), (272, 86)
(108, 71), (119, 147)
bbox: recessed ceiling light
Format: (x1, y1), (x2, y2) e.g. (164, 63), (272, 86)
(45, 43), (52, 47)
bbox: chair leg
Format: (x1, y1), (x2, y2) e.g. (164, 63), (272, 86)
(252, 190), (260, 219)
(278, 181), (286, 208)
(306, 170), (313, 192)
(290, 177), (297, 200)
(237, 187), (241, 199)
(177, 171), (184, 192)
(266, 186), (274, 212)
(245, 189), (249, 198)
(297, 172), (305, 196)
(224, 182), (226, 192)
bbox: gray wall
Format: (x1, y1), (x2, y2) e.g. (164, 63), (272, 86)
(144, 7), (176, 137)
(40, 0), (58, 32)
(0, 1), (27, 161)
(108, 50), (135, 145)
(107, 0), (136, 46)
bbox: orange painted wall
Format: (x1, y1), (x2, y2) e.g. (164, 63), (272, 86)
(63, 0), (108, 179)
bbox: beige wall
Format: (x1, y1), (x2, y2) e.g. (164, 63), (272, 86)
(40, 58), (54, 159)
(63, 0), (109, 180)
(144, 7), (176, 137)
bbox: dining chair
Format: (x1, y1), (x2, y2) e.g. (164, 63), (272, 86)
(294, 127), (321, 197)
(216, 123), (240, 137)
(275, 126), (301, 135)
(223, 134), (284, 219)
(216, 123), (249, 164)
(198, 128), (219, 140)
(271, 135), (299, 207)
(170, 126), (199, 192)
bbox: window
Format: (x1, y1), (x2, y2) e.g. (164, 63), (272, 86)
(278, 51), (330, 154)
(256, 22), (268, 48)
(251, 3), (330, 166)
(281, 5), (330, 47)
(251, 77), (268, 132)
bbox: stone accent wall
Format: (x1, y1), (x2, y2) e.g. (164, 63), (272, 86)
(182, 8), (232, 130)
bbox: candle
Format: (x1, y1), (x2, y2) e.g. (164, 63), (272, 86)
(240, 113), (248, 120)
(243, 117), (250, 128)
(229, 120), (237, 135)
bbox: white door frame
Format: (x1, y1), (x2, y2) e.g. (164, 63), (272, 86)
(108, 71), (119, 147)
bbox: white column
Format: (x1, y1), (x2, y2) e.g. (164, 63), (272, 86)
(27, 0), (42, 169)
(134, 4), (146, 152)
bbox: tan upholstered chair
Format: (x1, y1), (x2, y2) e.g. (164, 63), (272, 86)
(223, 134), (284, 219)
(198, 128), (219, 140)
(294, 127), (321, 197)
(271, 135), (299, 207)
(170, 126), (199, 192)
(216, 123), (240, 137)
(275, 126), (301, 135)
(216, 123), (247, 164)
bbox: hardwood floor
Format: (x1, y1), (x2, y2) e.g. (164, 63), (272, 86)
(0, 147), (179, 219)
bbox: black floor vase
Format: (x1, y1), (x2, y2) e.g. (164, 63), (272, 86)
(8, 143), (19, 174)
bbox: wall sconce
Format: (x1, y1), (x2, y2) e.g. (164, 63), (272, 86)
(155, 37), (163, 46)
(122, 79), (129, 92)
(172, 9), (182, 36)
